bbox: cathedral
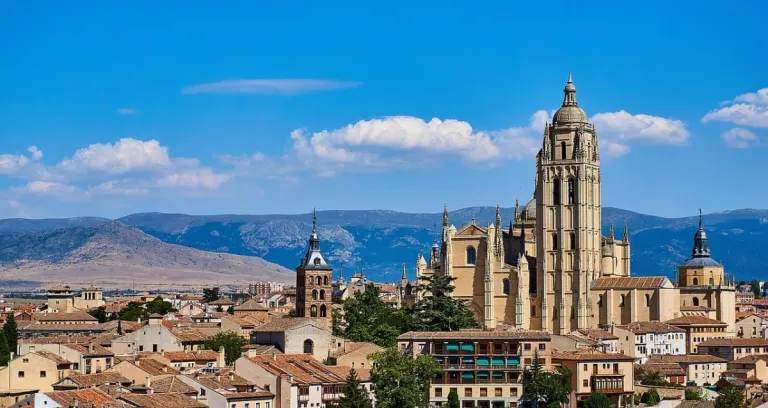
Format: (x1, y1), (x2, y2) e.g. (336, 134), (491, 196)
(415, 74), (736, 335)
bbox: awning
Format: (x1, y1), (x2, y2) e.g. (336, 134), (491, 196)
(477, 371), (490, 378)
(507, 356), (520, 364)
(462, 357), (474, 364)
(446, 343), (459, 351)
(492, 371), (504, 378)
(462, 372), (475, 380)
(477, 357), (491, 366)
(491, 357), (505, 365)
(461, 343), (475, 352)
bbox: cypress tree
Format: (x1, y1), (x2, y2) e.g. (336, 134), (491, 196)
(2, 314), (18, 359)
(0, 332), (10, 366)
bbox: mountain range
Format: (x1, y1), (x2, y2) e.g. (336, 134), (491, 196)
(0, 207), (766, 290)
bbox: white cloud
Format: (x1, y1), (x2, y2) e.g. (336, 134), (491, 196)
(182, 79), (362, 96)
(26, 146), (43, 160)
(702, 87), (768, 128)
(600, 140), (631, 157)
(491, 110), (549, 160)
(117, 108), (138, 115)
(721, 128), (758, 148)
(0, 154), (30, 175)
(58, 138), (172, 175)
(157, 168), (230, 189)
(592, 110), (689, 146)
(19, 181), (80, 195)
(89, 180), (149, 196)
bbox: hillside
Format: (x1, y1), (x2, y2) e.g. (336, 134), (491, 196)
(0, 221), (293, 290)
(1, 207), (766, 287)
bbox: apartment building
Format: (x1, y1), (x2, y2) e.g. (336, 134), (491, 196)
(397, 330), (551, 408)
(647, 354), (728, 386)
(736, 313), (768, 339)
(613, 321), (686, 363)
(177, 370), (275, 408)
(552, 350), (636, 408)
(665, 315), (728, 353)
(722, 355), (768, 384)
(696, 337), (768, 361)
(0, 351), (74, 392)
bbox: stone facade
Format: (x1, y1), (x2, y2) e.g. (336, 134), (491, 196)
(415, 74), (737, 335)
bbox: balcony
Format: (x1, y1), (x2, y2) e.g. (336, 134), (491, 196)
(591, 374), (626, 394)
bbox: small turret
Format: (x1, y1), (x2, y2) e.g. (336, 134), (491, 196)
(608, 223), (615, 240)
(622, 223), (629, 243)
(442, 205), (449, 229)
(513, 199), (520, 222)
(400, 263), (408, 289)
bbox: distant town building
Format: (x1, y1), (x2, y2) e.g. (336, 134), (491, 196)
(248, 281), (285, 298)
(612, 321), (686, 363)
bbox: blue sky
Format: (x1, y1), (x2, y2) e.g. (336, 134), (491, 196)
(1, 0), (766, 219)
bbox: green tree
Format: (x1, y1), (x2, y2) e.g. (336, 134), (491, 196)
(413, 275), (477, 331)
(343, 284), (408, 348)
(715, 385), (744, 408)
(749, 280), (762, 299)
(641, 390), (661, 406)
(522, 351), (573, 408)
(447, 388), (460, 408)
(202, 287), (220, 304)
(332, 308), (344, 336)
(584, 393), (611, 408)
(328, 368), (373, 408)
(640, 370), (669, 386)
(2, 314), (18, 358)
(685, 389), (704, 401)
(88, 306), (109, 323)
(370, 347), (440, 408)
(145, 296), (177, 315)
(0, 332), (10, 366)
(226, 305), (234, 315)
(204, 331), (246, 365)
(287, 309), (297, 317)
(117, 320), (123, 336)
(118, 302), (149, 322)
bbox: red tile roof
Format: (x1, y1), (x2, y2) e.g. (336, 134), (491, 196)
(162, 350), (218, 362)
(57, 372), (132, 387)
(44, 388), (122, 407)
(665, 316), (728, 326)
(118, 393), (206, 408)
(552, 349), (636, 362)
(591, 276), (669, 289)
(247, 354), (371, 385)
(648, 354), (728, 364)
(618, 321), (686, 334)
(697, 338), (768, 347)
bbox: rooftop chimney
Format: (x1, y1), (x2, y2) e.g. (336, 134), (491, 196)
(145, 376), (151, 390)
(71, 397), (79, 408)
(136, 360), (140, 367)
(216, 346), (226, 368)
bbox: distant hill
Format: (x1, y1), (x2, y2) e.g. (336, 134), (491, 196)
(1, 207), (765, 287)
(0, 221), (293, 290)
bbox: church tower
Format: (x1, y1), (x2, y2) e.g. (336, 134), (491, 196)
(535, 73), (602, 334)
(295, 209), (333, 325)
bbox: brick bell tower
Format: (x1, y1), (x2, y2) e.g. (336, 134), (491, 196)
(295, 208), (333, 324)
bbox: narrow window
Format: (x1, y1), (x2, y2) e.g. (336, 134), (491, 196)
(645, 294), (650, 307)
(319, 289), (325, 300)
(310, 305), (318, 317)
(693, 297), (700, 307)
(323, 276), (329, 285)
(570, 233), (576, 250)
(466, 246), (476, 265)
(303, 339), (314, 354)
(620, 294), (625, 307)
(568, 179), (575, 205)
(320, 304), (327, 318)
(693, 277), (698, 286)
(553, 179), (561, 205)
(561, 141), (567, 160)
(598, 295), (603, 308)
(312, 290), (318, 300)
(503, 279), (510, 295)
(552, 233), (558, 250)
(316, 276), (322, 285)
(531, 306), (536, 317)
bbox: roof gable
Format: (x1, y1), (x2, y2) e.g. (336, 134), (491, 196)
(456, 220), (487, 236)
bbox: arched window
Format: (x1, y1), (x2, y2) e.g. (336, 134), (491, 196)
(303, 339), (314, 354)
(323, 276), (329, 285)
(320, 304), (327, 318)
(503, 279), (510, 295)
(693, 297), (700, 307)
(310, 305), (318, 317)
(709, 277), (714, 285)
(570, 233), (576, 250)
(312, 290), (318, 300)
(308, 276), (314, 284)
(692, 278), (698, 286)
(553, 179), (561, 205)
(552, 233), (559, 250)
(316, 276), (322, 285)
(620, 294), (626, 307)
(314, 258), (321, 266)
(561, 141), (567, 160)
(319, 289), (325, 300)
(645, 294), (650, 307)
(466, 246), (476, 265)
(567, 178), (575, 205)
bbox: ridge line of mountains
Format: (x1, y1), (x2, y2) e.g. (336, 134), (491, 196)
(0, 206), (766, 290)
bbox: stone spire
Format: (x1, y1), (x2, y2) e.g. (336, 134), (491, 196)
(608, 223), (614, 240)
(495, 204), (502, 228)
(622, 223), (629, 243)
(400, 263), (408, 288)
(563, 72), (577, 106)
(442, 205), (449, 229)
(513, 199), (520, 221)
(692, 208), (711, 258)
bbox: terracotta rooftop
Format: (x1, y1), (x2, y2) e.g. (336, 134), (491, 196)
(697, 338), (768, 347)
(575, 328), (619, 340)
(591, 276), (670, 289)
(253, 317), (323, 332)
(639, 362), (686, 376)
(648, 354), (728, 364)
(234, 298), (268, 311)
(680, 305), (714, 312)
(398, 330), (551, 341)
(552, 349), (636, 362)
(44, 388), (122, 407)
(171, 328), (210, 342)
(57, 372), (132, 387)
(334, 342), (383, 358)
(33, 312), (98, 322)
(677, 401), (715, 408)
(162, 350), (218, 362)
(21, 335), (94, 344)
(119, 393), (206, 408)
(34, 350), (73, 366)
(247, 354), (371, 385)
(208, 298), (235, 305)
(665, 315), (728, 326)
(131, 358), (179, 376)
(617, 321), (686, 334)
(733, 354), (768, 364)
(62, 343), (114, 357)
(242, 344), (282, 355)
(222, 314), (262, 328)
(150, 375), (197, 394)
(189, 371), (274, 399)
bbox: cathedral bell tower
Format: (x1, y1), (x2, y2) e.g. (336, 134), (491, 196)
(535, 73), (602, 334)
(296, 209), (333, 325)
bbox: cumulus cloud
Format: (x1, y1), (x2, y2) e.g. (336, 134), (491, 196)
(117, 108), (138, 115)
(592, 110), (689, 145)
(89, 180), (149, 196)
(182, 79), (362, 96)
(702, 87), (768, 128)
(0, 154), (30, 175)
(27, 146), (43, 160)
(491, 110), (549, 160)
(721, 128), (758, 148)
(57, 138), (172, 175)
(157, 168), (230, 189)
(18, 181), (80, 196)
